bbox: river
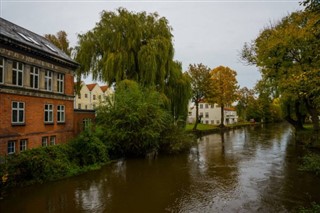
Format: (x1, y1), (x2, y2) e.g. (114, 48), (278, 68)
(1, 123), (319, 212)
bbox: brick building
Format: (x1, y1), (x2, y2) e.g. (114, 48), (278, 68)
(0, 18), (79, 155)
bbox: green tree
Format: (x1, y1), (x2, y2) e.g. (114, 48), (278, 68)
(210, 66), (239, 127)
(187, 63), (214, 130)
(241, 10), (320, 131)
(236, 87), (255, 121)
(96, 80), (171, 157)
(75, 8), (190, 121)
(44, 31), (73, 56)
(75, 8), (172, 87)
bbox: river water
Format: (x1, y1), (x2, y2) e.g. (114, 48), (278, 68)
(1, 123), (320, 212)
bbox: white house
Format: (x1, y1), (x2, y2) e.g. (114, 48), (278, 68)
(74, 82), (113, 110)
(188, 102), (238, 125)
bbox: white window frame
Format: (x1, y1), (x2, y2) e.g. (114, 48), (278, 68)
(20, 139), (28, 152)
(42, 137), (48, 147)
(44, 104), (54, 123)
(0, 57), (4, 84)
(50, 136), (56, 145)
(83, 118), (92, 130)
(12, 61), (23, 86)
(12, 101), (25, 124)
(45, 70), (52, 91)
(30, 66), (39, 89)
(57, 73), (64, 93)
(57, 105), (65, 123)
(8, 141), (16, 154)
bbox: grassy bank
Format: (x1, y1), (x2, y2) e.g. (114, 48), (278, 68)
(185, 122), (254, 135)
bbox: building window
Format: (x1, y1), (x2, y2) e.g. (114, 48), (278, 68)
(20, 139), (28, 152)
(85, 94), (88, 98)
(12, 61), (23, 86)
(85, 105), (88, 109)
(78, 103), (81, 109)
(12, 101), (25, 124)
(83, 118), (91, 130)
(8, 141), (16, 154)
(50, 136), (56, 145)
(30, 66), (39, 89)
(44, 104), (53, 123)
(199, 104), (203, 109)
(211, 104), (214, 108)
(57, 73), (64, 93)
(93, 95), (96, 100)
(42, 137), (48, 147)
(45, 70), (52, 91)
(0, 57), (4, 84)
(205, 104), (208, 108)
(57, 105), (65, 123)
(78, 94), (81, 99)
(205, 112), (209, 118)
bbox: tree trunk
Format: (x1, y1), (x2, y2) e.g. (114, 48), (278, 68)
(220, 104), (225, 128)
(193, 101), (199, 130)
(305, 98), (320, 132)
(284, 102), (304, 131)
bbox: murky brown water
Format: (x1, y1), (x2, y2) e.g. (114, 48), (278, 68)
(1, 123), (320, 213)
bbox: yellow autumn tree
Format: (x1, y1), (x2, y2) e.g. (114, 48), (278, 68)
(210, 66), (239, 127)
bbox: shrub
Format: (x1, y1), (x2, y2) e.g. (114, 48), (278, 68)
(6, 144), (76, 185)
(96, 80), (171, 157)
(299, 153), (320, 176)
(70, 127), (109, 166)
(159, 124), (196, 154)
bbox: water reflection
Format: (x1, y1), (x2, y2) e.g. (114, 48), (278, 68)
(1, 123), (320, 213)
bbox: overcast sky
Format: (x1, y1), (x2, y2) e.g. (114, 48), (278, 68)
(1, 0), (303, 88)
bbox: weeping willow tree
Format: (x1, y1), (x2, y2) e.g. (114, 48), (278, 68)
(75, 8), (190, 121)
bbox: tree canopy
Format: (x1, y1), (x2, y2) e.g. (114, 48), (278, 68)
(75, 8), (191, 122)
(187, 63), (214, 130)
(210, 66), (239, 127)
(44, 31), (73, 56)
(75, 8), (173, 89)
(241, 10), (320, 130)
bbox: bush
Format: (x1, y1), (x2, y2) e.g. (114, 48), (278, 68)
(159, 124), (196, 154)
(6, 144), (76, 185)
(299, 153), (320, 176)
(96, 80), (171, 157)
(70, 127), (109, 166)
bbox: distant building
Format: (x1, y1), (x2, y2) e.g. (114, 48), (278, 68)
(188, 102), (238, 125)
(74, 82), (112, 110)
(0, 17), (79, 155)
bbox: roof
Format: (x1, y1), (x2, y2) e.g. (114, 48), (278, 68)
(0, 17), (78, 69)
(100, 85), (109, 92)
(86, 83), (97, 91)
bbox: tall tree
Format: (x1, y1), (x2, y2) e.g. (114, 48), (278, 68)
(241, 10), (320, 131)
(75, 8), (173, 89)
(44, 31), (72, 56)
(75, 8), (190, 122)
(210, 66), (239, 127)
(187, 63), (214, 130)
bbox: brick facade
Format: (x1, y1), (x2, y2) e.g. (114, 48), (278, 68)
(0, 18), (79, 155)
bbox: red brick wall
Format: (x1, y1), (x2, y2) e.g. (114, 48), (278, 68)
(0, 93), (74, 155)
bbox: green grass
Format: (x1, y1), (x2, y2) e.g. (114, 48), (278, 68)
(186, 122), (253, 131)
(185, 123), (218, 131)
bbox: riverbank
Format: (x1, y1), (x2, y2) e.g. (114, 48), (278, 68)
(186, 122), (256, 136)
